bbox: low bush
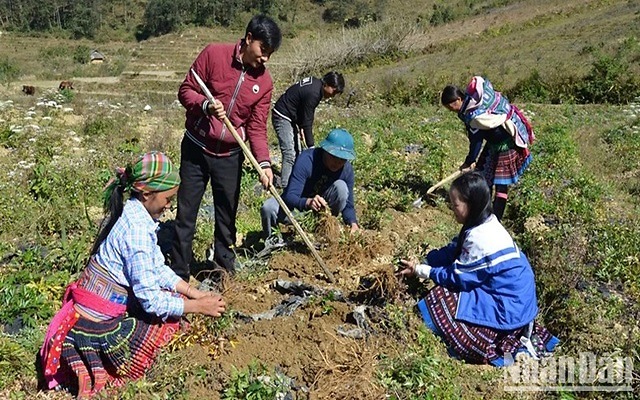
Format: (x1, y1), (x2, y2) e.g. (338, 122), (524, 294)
(223, 361), (291, 400)
(508, 38), (640, 105)
(0, 57), (20, 86)
(378, 326), (462, 399)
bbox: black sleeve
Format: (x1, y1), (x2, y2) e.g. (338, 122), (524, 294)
(297, 81), (323, 147)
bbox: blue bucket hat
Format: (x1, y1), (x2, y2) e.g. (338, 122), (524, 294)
(319, 128), (356, 160)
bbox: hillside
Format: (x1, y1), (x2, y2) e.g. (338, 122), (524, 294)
(0, 0), (638, 399)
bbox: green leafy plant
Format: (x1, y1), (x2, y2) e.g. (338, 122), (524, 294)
(59, 87), (75, 102)
(378, 327), (461, 399)
(222, 361), (290, 400)
(0, 57), (20, 87)
(0, 334), (34, 390)
(73, 44), (91, 64)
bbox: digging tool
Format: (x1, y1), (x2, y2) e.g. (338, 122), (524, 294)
(191, 69), (335, 283)
(412, 167), (472, 208)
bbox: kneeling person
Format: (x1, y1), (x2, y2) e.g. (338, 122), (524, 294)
(261, 129), (360, 242)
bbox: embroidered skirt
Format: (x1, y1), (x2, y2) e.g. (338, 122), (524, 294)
(417, 286), (558, 366)
(42, 259), (182, 397)
(476, 143), (532, 187)
(60, 313), (180, 397)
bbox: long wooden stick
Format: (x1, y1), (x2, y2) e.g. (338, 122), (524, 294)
(191, 69), (335, 283)
(426, 169), (463, 195)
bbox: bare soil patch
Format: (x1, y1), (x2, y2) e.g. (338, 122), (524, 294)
(177, 206), (446, 398)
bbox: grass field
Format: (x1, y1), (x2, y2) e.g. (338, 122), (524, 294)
(0, 0), (639, 398)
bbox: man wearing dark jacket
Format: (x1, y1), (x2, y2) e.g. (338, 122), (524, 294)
(272, 72), (345, 188)
(171, 15), (281, 279)
(261, 128), (360, 245)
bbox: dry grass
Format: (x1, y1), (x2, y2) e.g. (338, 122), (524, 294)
(310, 332), (386, 399)
(277, 19), (421, 81)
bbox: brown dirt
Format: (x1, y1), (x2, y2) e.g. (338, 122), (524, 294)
(173, 206), (447, 399)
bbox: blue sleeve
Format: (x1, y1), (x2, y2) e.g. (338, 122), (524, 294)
(341, 165), (357, 225)
(427, 237), (491, 292)
(283, 152), (312, 211)
(465, 126), (483, 165)
(429, 263), (490, 292)
(425, 238), (458, 267)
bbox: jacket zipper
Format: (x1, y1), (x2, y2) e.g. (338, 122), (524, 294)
(216, 68), (246, 153)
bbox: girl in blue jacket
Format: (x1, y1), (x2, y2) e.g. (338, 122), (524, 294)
(399, 172), (558, 366)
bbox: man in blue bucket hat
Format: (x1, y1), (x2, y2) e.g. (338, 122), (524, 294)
(260, 128), (360, 251)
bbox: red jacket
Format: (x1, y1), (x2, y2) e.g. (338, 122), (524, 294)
(179, 41), (272, 166)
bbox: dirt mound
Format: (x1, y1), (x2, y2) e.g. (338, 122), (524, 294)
(179, 206), (446, 399)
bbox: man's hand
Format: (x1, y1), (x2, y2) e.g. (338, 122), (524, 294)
(350, 223), (360, 234)
(299, 129), (307, 149)
(306, 195), (328, 212)
(207, 99), (226, 120)
(261, 167), (273, 189)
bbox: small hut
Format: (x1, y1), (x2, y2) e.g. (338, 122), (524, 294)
(90, 50), (105, 64)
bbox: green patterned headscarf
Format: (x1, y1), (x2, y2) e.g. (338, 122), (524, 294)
(103, 151), (180, 208)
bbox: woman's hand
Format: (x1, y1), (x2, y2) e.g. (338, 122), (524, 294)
(189, 287), (213, 300)
(397, 258), (417, 276)
(459, 162), (476, 172)
(196, 294), (226, 317)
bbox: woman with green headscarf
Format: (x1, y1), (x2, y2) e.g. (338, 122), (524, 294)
(39, 152), (226, 398)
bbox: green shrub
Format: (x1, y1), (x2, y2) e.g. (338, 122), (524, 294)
(59, 87), (75, 102)
(73, 44), (91, 64)
(381, 75), (440, 106)
(222, 361), (291, 399)
(507, 38), (640, 105)
(39, 45), (72, 59)
(589, 221), (640, 283)
(0, 334), (34, 390)
(0, 126), (20, 148)
(507, 69), (549, 103)
(0, 57), (20, 86)
(429, 4), (454, 26)
(378, 327), (461, 399)
(575, 53), (640, 104)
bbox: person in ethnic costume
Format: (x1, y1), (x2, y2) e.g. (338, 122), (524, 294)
(441, 76), (535, 220)
(398, 172), (558, 366)
(39, 152), (226, 398)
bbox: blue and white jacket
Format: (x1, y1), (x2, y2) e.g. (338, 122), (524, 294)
(424, 215), (538, 330)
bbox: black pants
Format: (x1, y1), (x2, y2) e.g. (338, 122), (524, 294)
(170, 136), (244, 280)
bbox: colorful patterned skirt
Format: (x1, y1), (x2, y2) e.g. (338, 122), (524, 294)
(417, 286), (559, 366)
(41, 259), (182, 398)
(60, 312), (180, 397)
(476, 141), (532, 187)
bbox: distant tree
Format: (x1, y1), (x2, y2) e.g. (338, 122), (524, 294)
(65, 1), (101, 39)
(322, 0), (383, 27)
(139, 0), (191, 38)
(192, 0), (244, 27)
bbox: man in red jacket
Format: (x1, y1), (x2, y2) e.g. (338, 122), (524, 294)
(171, 15), (282, 279)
